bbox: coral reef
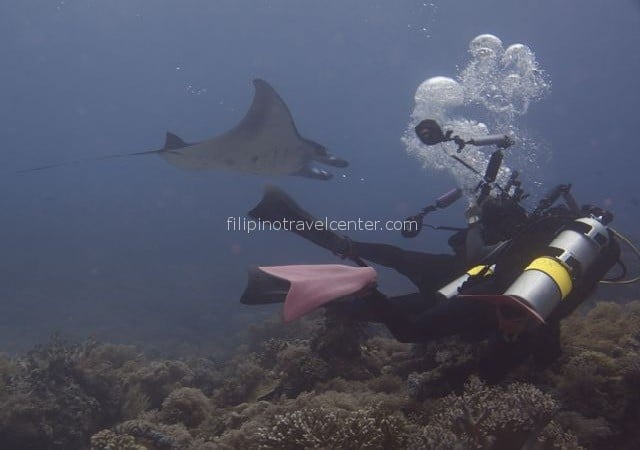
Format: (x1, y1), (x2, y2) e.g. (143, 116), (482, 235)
(0, 336), (224, 449)
(404, 337), (479, 400)
(544, 301), (640, 448)
(159, 387), (212, 427)
(411, 376), (566, 449)
(0, 336), (105, 449)
(90, 429), (143, 450)
(1, 301), (640, 449)
(256, 405), (408, 449)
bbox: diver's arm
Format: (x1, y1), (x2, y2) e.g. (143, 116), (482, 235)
(465, 224), (504, 264)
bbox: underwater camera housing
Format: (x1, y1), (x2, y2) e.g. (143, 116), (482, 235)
(414, 119), (514, 153)
(402, 119), (522, 238)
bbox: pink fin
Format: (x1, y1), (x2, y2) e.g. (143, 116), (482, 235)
(259, 265), (377, 322)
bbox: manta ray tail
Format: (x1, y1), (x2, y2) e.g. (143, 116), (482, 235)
(17, 132), (190, 173)
(100, 132), (191, 160)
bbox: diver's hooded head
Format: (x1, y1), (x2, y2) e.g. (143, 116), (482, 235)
(481, 197), (528, 243)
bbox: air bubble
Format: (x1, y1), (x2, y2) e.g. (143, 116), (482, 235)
(469, 34), (503, 59)
(403, 34), (551, 193)
(415, 77), (464, 108)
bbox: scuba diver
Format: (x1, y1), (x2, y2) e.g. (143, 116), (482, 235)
(240, 119), (634, 381)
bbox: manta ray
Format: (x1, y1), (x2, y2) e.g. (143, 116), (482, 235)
(19, 79), (348, 180)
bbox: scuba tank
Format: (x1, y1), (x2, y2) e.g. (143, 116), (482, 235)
(501, 216), (610, 320)
(454, 214), (615, 330)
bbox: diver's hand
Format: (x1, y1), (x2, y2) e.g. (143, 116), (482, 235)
(465, 203), (482, 225)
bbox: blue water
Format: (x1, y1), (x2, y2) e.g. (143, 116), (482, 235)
(0, 0), (638, 351)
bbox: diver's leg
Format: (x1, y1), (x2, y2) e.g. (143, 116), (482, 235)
(249, 185), (348, 255)
(328, 291), (429, 323)
(249, 186), (461, 291)
(478, 334), (532, 383)
(384, 298), (496, 343)
(335, 290), (496, 343)
(477, 322), (561, 384)
(348, 241), (462, 294)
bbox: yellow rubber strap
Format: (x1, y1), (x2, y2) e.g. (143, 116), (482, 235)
(466, 265), (493, 276)
(525, 257), (572, 299)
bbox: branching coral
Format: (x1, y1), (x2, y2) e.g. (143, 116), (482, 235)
(405, 336), (478, 400)
(256, 405), (408, 450)
(411, 376), (564, 449)
(553, 411), (612, 448)
(89, 429), (143, 450)
(534, 420), (582, 449)
(112, 419), (193, 449)
(208, 388), (410, 449)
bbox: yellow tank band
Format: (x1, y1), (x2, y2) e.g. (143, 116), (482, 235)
(525, 257), (573, 299)
(466, 265), (493, 276)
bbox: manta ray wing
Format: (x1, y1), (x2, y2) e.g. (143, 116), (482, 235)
(230, 78), (300, 140)
(159, 79), (346, 178)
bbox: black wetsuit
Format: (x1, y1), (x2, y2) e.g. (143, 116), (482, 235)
(338, 227), (496, 343)
(335, 214), (620, 380)
(340, 225), (498, 341)
(247, 185), (620, 379)
(346, 241), (463, 298)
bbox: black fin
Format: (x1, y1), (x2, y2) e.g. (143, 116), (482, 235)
(248, 185), (369, 267)
(164, 132), (189, 150)
(240, 266), (290, 305)
(248, 185), (344, 252)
